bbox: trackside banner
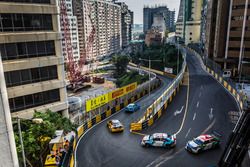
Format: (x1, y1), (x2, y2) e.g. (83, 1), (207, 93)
(86, 82), (137, 112)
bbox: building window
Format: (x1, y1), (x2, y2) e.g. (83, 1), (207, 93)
(4, 65), (58, 87)
(0, 14), (53, 32)
(0, 0), (50, 3)
(9, 89), (60, 113)
(0, 40), (55, 60)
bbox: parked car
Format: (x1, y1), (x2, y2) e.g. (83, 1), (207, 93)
(125, 103), (140, 113)
(141, 133), (176, 148)
(107, 119), (124, 133)
(185, 134), (220, 153)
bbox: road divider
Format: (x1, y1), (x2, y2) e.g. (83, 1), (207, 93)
(71, 75), (161, 167)
(130, 46), (187, 132)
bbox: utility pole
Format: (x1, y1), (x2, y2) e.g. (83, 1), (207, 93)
(17, 118), (26, 167)
(139, 57), (161, 96)
(177, 37), (180, 74)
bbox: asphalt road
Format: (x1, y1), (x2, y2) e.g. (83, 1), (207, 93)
(75, 50), (239, 167)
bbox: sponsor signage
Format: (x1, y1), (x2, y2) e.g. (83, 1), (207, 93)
(86, 94), (109, 112)
(109, 82), (137, 101)
(86, 82), (137, 112)
(164, 67), (173, 74)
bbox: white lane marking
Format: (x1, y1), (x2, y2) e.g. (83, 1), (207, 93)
(193, 113), (196, 121)
(209, 108), (214, 120)
(199, 92), (201, 97)
(200, 85), (203, 90)
(200, 119), (216, 135)
(185, 128), (191, 138)
(175, 67), (190, 135)
(174, 105), (184, 116)
(196, 101), (199, 108)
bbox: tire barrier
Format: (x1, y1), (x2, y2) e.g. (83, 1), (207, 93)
(130, 45), (187, 131)
(69, 79), (161, 167)
(186, 47), (245, 111)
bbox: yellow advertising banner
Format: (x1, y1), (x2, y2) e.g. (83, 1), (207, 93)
(85, 82), (137, 112)
(86, 94), (109, 112)
(109, 82), (137, 101)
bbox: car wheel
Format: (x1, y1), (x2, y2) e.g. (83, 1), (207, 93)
(197, 149), (202, 154)
(145, 143), (150, 147)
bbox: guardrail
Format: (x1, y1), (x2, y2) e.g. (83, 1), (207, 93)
(130, 45), (187, 131)
(69, 65), (163, 167)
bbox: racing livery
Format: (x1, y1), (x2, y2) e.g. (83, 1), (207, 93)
(141, 133), (176, 148)
(107, 120), (124, 133)
(125, 103), (140, 113)
(186, 134), (220, 153)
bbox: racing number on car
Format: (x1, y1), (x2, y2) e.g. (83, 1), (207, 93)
(153, 138), (163, 147)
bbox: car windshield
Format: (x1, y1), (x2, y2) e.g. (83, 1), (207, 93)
(112, 121), (121, 127)
(128, 104), (134, 108)
(194, 139), (204, 145)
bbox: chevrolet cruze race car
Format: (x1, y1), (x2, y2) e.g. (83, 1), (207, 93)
(141, 133), (176, 148)
(125, 103), (140, 113)
(107, 119), (124, 133)
(185, 134), (220, 153)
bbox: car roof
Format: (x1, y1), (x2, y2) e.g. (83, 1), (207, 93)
(152, 133), (168, 139)
(197, 135), (214, 141)
(127, 103), (136, 107)
(111, 119), (120, 124)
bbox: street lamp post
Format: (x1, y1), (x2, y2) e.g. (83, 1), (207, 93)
(16, 117), (43, 167)
(17, 117), (26, 167)
(177, 38), (180, 74)
(139, 57), (161, 96)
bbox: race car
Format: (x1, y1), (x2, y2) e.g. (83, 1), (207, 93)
(141, 133), (176, 148)
(125, 103), (140, 113)
(185, 134), (220, 153)
(107, 119), (124, 133)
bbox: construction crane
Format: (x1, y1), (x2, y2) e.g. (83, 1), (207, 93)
(60, 0), (95, 92)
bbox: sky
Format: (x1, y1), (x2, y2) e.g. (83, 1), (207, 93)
(119, 0), (180, 24)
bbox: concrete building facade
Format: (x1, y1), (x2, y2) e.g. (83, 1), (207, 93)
(73, 0), (121, 61)
(60, 0), (80, 63)
(116, 2), (133, 48)
(143, 5), (175, 33)
(176, 0), (203, 44)
(0, 0), (69, 119)
(203, 0), (250, 76)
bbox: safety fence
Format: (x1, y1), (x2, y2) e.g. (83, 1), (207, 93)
(130, 46), (187, 131)
(186, 47), (245, 111)
(68, 70), (162, 166)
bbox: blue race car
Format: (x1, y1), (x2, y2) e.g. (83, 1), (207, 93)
(141, 133), (176, 148)
(125, 103), (140, 113)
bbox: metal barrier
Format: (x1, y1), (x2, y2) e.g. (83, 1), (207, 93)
(186, 46), (245, 111)
(130, 45), (187, 131)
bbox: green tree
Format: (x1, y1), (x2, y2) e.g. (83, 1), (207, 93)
(112, 55), (129, 77)
(13, 110), (76, 167)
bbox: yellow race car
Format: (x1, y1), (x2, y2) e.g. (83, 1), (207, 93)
(107, 119), (124, 132)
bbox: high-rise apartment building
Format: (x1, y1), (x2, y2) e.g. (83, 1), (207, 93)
(0, 0), (69, 119)
(203, 0), (250, 76)
(60, 0), (80, 63)
(116, 2), (133, 48)
(143, 5), (175, 33)
(73, 0), (121, 61)
(176, 0), (203, 44)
